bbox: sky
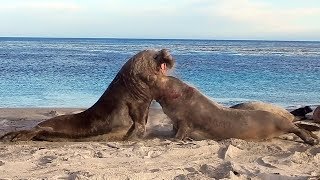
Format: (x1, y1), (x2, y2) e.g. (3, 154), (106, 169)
(0, 0), (320, 40)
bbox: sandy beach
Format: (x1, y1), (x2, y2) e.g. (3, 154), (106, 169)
(0, 107), (320, 179)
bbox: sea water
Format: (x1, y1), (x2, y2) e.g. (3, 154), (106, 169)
(0, 37), (319, 109)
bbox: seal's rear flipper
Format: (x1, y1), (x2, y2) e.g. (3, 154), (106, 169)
(295, 122), (320, 132)
(289, 125), (319, 145)
(0, 130), (37, 142)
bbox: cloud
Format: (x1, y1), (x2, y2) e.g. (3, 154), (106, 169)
(196, 0), (320, 34)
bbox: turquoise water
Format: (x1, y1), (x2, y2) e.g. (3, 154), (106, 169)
(0, 38), (319, 108)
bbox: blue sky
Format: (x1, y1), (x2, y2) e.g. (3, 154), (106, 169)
(1, 0), (320, 40)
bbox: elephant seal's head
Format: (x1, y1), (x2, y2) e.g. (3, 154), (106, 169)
(117, 49), (175, 100)
(129, 49), (174, 77)
(150, 75), (195, 105)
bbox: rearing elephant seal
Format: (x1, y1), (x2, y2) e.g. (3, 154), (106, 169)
(151, 76), (318, 145)
(0, 49), (174, 142)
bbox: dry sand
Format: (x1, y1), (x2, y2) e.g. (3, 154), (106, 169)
(0, 107), (320, 180)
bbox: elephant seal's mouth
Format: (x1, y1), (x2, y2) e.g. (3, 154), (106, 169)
(160, 63), (167, 75)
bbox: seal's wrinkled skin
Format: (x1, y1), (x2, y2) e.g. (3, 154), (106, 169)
(1, 49), (174, 142)
(152, 76), (319, 145)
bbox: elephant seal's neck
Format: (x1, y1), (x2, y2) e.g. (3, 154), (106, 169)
(120, 73), (152, 102)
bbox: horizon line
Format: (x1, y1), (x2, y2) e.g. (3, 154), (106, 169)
(0, 36), (320, 43)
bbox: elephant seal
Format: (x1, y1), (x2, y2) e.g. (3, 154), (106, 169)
(0, 49), (174, 142)
(151, 76), (318, 145)
(230, 102), (294, 121)
(231, 102), (320, 131)
(313, 106), (320, 123)
(290, 106), (313, 120)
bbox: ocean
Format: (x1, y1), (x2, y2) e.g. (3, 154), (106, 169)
(0, 37), (319, 109)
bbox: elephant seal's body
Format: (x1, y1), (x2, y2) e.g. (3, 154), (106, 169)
(152, 76), (318, 145)
(1, 49), (174, 142)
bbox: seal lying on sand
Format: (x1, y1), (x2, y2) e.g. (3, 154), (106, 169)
(230, 102), (314, 121)
(231, 103), (314, 121)
(290, 106), (313, 120)
(151, 76), (319, 145)
(1, 49), (174, 142)
(230, 102), (295, 121)
(231, 102), (320, 132)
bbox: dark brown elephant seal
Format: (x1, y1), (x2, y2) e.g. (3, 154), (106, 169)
(0, 49), (174, 142)
(151, 76), (318, 145)
(290, 106), (313, 120)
